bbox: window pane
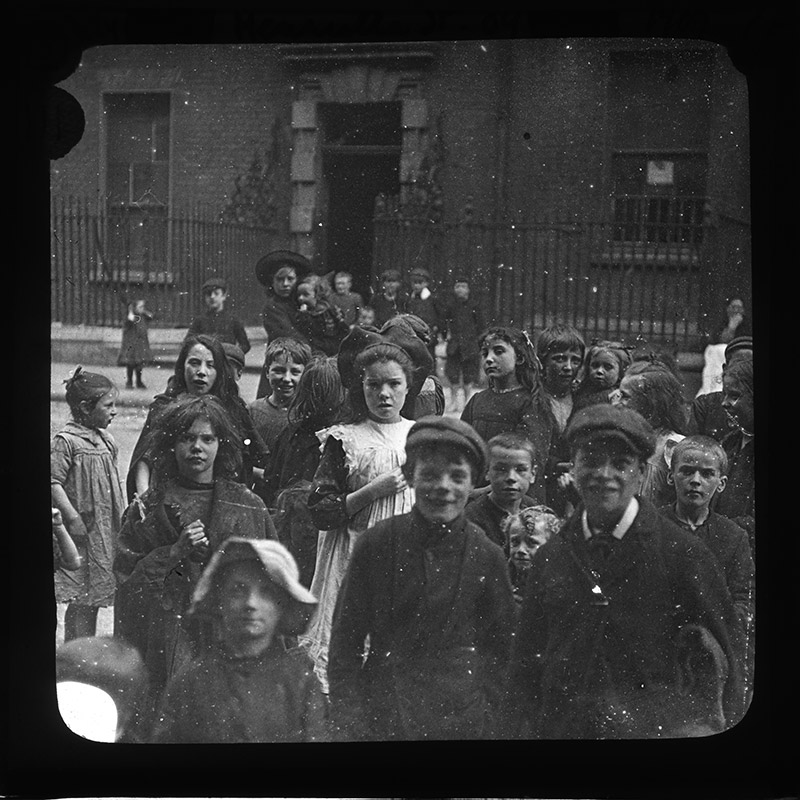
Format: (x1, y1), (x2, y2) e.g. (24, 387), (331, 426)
(106, 163), (130, 203)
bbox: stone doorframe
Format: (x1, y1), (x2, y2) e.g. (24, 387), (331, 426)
(279, 43), (438, 264)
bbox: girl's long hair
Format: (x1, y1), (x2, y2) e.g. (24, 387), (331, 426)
(623, 361), (688, 434)
(478, 326), (550, 414)
(287, 356), (349, 429)
(170, 333), (240, 405)
(148, 394), (243, 484)
(347, 343), (414, 422)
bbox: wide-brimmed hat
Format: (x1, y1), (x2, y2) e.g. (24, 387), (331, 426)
(190, 537), (317, 635)
(254, 250), (313, 287)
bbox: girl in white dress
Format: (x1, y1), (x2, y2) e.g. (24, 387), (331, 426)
(300, 343), (416, 691)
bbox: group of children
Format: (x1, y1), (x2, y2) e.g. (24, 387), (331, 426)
(52, 251), (755, 742)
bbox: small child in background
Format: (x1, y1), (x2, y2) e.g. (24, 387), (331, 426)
(151, 537), (327, 743)
(406, 267), (441, 359)
(356, 305), (378, 331)
(465, 432), (538, 551)
(440, 277), (485, 411)
(222, 342), (246, 382)
(249, 337), (313, 453)
(52, 507), (83, 572)
(188, 276), (251, 355)
(117, 298), (153, 389)
(368, 268), (407, 328)
(329, 271), (364, 327)
(296, 274), (351, 356)
(503, 505), (561, 606)
(52, 368), (126, 641)
(573, 340), (632, 412)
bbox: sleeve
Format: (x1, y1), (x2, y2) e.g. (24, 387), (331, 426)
(150, 671), (193, 743)
(50, 434), (73, 486)
(503, 551), (550, 737)
(460, 394), (475, 426)
(326, 532), (374, 741)
(301, 667), (331, 742)
(234, 319), (251, 354)
(476, 542), (516, 720)
(687, 394), (708, 436)
(113, 499), (178, 585)
(727, 525), (756, 632)
(307, 436), (351, 531)
(187, 315), (201, 336)
(670, 536), (748, 726)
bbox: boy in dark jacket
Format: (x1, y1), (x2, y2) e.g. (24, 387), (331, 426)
(440, 277), (485, 411)
(327, 416), (516, 741)
(188, 276), (251, 355)
(508, 404), (746, 738)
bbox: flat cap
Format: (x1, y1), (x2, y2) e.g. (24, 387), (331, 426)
(221, 342), (245, 369)
(566, 404), (656, 460)
(380, 268), (402, 281)
(405, 415), (488, 477)
(409, 267), (431, 280)
(201, 275), (227, 292)
(724, 335), (753, 361)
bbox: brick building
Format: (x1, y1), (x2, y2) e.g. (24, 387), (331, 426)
(51, 37), (750, 341)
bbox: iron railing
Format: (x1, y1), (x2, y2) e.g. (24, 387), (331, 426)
(50, 196), (280, 328)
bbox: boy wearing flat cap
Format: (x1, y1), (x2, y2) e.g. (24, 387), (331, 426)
(406, 267), (441, 356)
(507, 404), (747, 738)
(151, 537), (327, 743)
(368, 268), (408, 328)
(188, 276), (251, 355)
(327, 416), (516, 741)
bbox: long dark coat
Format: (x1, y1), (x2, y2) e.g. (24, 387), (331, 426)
(508, 498), (746, 738)
(113, 478), (276, 732)
(327, 508), (516, 741)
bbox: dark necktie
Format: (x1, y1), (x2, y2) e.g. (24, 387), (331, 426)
(588, 529), (616, 568)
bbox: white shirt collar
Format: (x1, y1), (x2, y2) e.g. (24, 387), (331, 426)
(582, 497), (639, 541)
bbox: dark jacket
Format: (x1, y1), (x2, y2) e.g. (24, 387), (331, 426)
(508, 498), (746, 738)
(714, 431), (755, 545)
(687, 390), (731, 442)
(440, 296), (484, 362)
(117, 312), (153, 366)
(188, 308), (250, 353)
(368, 291), (408, 328)
(296, 300), (350, 356)
(151, 641), (328, 743)
(113, 477), (276, 733)
(327, 508), (516, 741)
(465, 492), (535, 553)
(658, 504), (754, 634)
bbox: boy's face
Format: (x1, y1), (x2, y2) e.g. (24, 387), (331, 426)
(410, 450), (475, 524)
(334, 275), (351, 294)
(383, 277), (401, 296)
(669, 447), (727, 512)
(411, 277), (428, 295)
(721, 373), (754, 434)
(572, 438), (644, 526)
(487, 446), (534, 505)
(542, 348), (583, 394)
(267, 356), (305, 403)
(204, 287), (227, 311)
(358, 308), (375, 326)
(217, 561), (281, 652)
(453, 282), (470, 300)
(508, 519), (549, 570)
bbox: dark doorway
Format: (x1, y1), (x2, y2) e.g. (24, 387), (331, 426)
(319, 102), (401, 300)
